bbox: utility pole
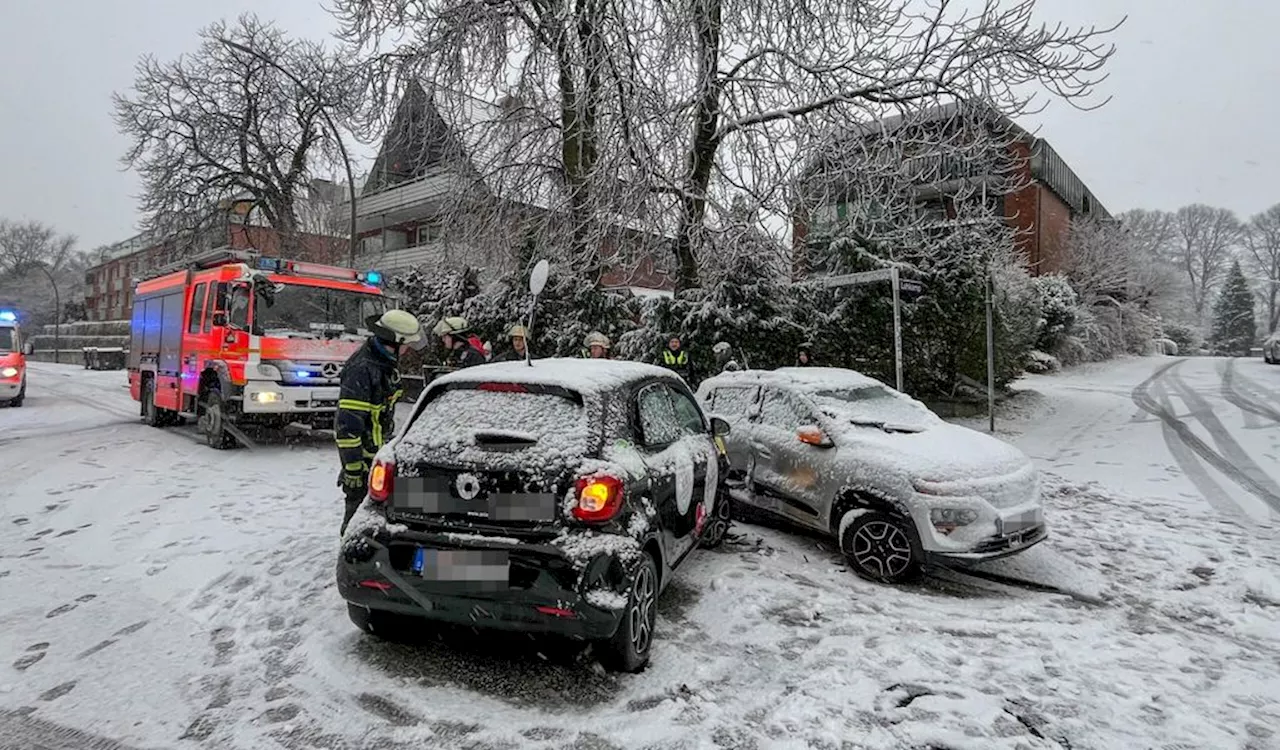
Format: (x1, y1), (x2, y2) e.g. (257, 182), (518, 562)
(31, 262), (61, 363)
(985, 269), (996, 433)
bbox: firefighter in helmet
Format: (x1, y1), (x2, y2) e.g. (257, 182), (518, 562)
(336, 309), (422, 534)
(582, 331), (612, 358)
(432, 316), (487, 368)
(494, 323), (530, 362)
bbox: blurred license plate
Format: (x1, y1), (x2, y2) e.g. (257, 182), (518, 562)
(412, 548), (509, 584)
(1000, 511), (1039, 536)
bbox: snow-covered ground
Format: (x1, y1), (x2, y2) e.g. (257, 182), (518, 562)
(1, 358), (1278, 749)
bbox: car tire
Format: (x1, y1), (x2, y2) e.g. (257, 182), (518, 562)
(699, 488), (732, 549)
(596, 553), (659, 673)
(200, 389), (237, 450)
(10, 381), (24, 408)
(839, 510), (924, 584)
(141, 378), (161, 427)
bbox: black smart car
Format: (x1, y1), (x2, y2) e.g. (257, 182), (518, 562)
(337, 358), (732, 672)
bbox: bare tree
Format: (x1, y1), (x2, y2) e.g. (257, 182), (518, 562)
(1169, 204), (1243, 321)
(0, 219), (77, 276)
(0, 219), (84, 325)
(336, 0), (1117, 290)
(114, 15), (360, 253)
(1245, 204), (1280, 334)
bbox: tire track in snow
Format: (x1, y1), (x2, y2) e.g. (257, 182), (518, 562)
(1131, 359), (1280, 513)
(0, 710), (147, 750)
(1168, 368), (1280, 500)
(1221, 358), (1280, 423)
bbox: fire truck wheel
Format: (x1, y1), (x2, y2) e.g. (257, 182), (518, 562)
(201, 390), (237, 450)
(142, 378), (162, 427)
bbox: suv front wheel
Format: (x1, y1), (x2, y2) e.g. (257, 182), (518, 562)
(839, 510), (923, 584)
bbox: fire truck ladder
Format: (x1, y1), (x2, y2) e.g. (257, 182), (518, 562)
(134, 248), (264, 284)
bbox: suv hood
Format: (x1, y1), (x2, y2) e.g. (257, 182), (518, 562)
(838, 420), (1032, 484)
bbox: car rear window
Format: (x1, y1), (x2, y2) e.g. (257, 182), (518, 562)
(399, 385), (594, 467)
(709, 386), (757, 415)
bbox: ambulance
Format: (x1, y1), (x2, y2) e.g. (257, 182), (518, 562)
(0, 309), (31, 407)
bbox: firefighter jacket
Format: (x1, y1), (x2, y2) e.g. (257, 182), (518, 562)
(450, 341), (488, 368)
(335, 338), (403, 475)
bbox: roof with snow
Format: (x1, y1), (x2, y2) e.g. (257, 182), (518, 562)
(428, 358), (682, 395)
(701, 367), (887, 393)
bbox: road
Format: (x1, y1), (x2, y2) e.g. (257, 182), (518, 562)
(1, 359), (1278, 750)
(1009, 355), (1280, 526)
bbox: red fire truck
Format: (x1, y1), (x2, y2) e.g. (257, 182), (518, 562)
(128, 250), (389, 448)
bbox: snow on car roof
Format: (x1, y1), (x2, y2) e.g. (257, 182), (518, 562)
(429, 358), (681, 394)
(702, 367), (887, 393)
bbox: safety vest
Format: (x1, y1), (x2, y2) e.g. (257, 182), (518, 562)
(663, 350), (688, 366)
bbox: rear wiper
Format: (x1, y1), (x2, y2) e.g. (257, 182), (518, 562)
(848, 418), (888, 430)
(473, 431), (538, 447)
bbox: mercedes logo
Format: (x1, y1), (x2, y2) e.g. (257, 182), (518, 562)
(321, 362), (340, 378)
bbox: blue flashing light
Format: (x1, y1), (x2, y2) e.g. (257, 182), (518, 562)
(257, 257), (284, 272)
(364, 270), (383, 285)
(295, 370), (311, 379)
(0, 310), (16, 322)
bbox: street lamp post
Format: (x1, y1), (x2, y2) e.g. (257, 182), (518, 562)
(31, 262), (61, 363)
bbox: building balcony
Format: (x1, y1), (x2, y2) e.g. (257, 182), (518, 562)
(349, 172), (470, 234)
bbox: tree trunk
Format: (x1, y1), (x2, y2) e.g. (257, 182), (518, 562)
(672, 0), (723, 292)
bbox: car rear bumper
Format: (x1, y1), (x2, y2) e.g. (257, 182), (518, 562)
(337, 533), (629, 640)
(241, 382), (339, 413)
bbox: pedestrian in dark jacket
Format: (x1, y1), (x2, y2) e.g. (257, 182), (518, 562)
(432, 316), (487, 368)
(797, 343), (816, 367)
(335, 310), (422, 534)
(661, 335), (694, 383)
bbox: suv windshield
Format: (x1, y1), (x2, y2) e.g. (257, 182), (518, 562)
(0, 327), (13, 352)
(251, 283), (385, 339)
(814, 385), (936, 427)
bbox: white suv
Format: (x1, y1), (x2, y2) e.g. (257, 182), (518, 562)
(698, 367), (1047, 583)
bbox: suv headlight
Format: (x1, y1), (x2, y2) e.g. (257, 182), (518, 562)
(930, 507), (978, 534)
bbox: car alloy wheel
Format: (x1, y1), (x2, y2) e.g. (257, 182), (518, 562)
(841, 511), (923, 584)
(699, 491), (732, 549)
(629, 562), (657, 656)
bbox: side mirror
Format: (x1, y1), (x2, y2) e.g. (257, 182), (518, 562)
(797, 425), (833, 448)
(711, 416), (731, 437)
(22, 341), (34, 355)
(211, 311), (228, 327)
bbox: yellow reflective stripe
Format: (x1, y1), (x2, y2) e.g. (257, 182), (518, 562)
(335, 437), (362, 448)
(338, 399), (373, 412)
(371, 404), (385, 447)
(389, 389), (403, 406)
(362, 449), (377, 460)
(343, 461), (366, 472)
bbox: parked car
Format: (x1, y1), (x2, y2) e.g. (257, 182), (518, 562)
(1264, 333), (1280, 364)
(338, 359), (732, 672)
(697, 367), (1046, 584)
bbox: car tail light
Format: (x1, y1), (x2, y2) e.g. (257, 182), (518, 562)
(369, 459), (395, 503)
(572, 475), (623, 523)
(477, 382), (527, 392)
(535, 605), (578, 618)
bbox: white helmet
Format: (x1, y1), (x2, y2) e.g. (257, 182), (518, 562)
(584, 331), (611, 349)
(366, 309), (423, 344)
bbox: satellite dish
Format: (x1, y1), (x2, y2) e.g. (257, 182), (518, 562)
(529, 259), (549, 295)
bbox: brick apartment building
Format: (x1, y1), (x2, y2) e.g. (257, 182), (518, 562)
(85, 200), (346, 321)
(793, 102), (1110, 278)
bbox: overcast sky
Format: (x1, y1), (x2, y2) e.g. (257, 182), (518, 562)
(1, 0), (1277, 251)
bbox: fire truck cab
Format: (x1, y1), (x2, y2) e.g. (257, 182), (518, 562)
(0, 309), (32, 407)
(128, 250), (389, 448)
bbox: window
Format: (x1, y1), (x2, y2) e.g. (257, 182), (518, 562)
(759, 388), (812, 431)
(202, 284), (217, 332)
(709, 386), (759, 416)
(415, 222), (442, 245)
(636, 384), (683, 446)
(187, 283), (207, 334)
(669, 387), (707, 435)
(228, 284), (250, 329)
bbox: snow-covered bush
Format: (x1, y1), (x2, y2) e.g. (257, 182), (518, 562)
(1160, 322), (1200, 353)
(1032, 273), (1078, 352)
(1025, 350), (1061, 373)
